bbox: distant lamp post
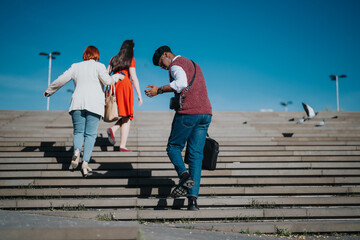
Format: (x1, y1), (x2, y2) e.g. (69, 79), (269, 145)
(280, 101), (293, 112)
(329, 74), (346, 112)
(40, 51), (60, 111)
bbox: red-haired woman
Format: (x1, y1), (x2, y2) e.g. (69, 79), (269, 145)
(106, 40), (143, 151)
(44, 46), (124, 177)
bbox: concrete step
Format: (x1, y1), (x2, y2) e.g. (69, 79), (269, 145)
(1, 177), (360, 188)
(1, 169), (360, 179)
(1, 150), (359, 157)
(1, 186), (359, 198)
(1, 155), (359, 163)
(174, 220), (360, 234)
(19, 207), (360, 220)
(1, 162), (360, 170)
(1, 196), (360, 209)
(4, 134), (360, 141)
(2, 145), (360, 152)
(0, 140), (280, 147)
(2, 140), (360, 147)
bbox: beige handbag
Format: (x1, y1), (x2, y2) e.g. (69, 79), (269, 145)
(104, 85), (119, 122)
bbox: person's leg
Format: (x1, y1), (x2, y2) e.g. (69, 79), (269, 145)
(167, 113), (198, 178)
(167, 114), (201, 198)
(71, 110), (86, 152)
(70, 110), (86, 169)
(107, 119), (121, 145)
(82, 111), (101, 163)
(186, 114), (212, 200)
(111, 119), (122, 133)
(119, 116), (131, 150)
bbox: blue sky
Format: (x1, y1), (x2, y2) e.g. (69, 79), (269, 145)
(0, 0), (359, 112)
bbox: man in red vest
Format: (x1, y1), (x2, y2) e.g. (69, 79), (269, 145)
(145, 46), (212, 211)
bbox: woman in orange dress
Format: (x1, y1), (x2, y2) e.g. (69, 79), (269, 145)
(107, 40), (143, 151)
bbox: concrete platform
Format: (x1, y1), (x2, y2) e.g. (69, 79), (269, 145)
(1, 110), (360, 235)
(0, 210), (140, 240)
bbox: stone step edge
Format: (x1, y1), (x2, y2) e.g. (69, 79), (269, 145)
(2, 169), (360, 179)
(172, 220), (360, 234)
(2, 186), (359, 197)
(1, 196), (360, 209)
(1, 162), (360, 171)
(19, 207), (360, 220)
(2, 177), (360, 187)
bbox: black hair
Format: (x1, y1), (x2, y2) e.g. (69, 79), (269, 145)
(110, 40), (134, 73)
(152, 46), (171, 66)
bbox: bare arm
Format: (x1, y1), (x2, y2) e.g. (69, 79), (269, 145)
(129, 67), (143, 106)
(145, 84), (175, 98)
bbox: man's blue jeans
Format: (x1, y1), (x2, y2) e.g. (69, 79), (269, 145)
(166, 113), (212, 198)
(71, 110), (100, 162)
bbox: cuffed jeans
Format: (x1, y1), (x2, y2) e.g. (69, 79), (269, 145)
(71, 110), (101, 162)
(166, 113), (212, 198)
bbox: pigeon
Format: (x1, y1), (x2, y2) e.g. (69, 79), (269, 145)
(331, 116), (338, 119)
(315, 118), (326, 127)
(288, 118), (295, 122)
(297, 117), (306, 124)
(302, 102), (318, 120)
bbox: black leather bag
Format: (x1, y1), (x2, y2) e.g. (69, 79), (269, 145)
(169, 94), (183, 110)
(185, 135), (219, 171)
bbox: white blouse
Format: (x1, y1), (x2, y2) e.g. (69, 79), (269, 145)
(45, 60), (116, 117)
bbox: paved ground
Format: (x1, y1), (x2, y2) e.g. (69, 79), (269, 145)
(142, 223), (276, 240)
(0, 210), (137, 229)
(141, 223), (360, 240)
(0, 211), (359, 240)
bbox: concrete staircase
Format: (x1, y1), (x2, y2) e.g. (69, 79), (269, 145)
(0, 110), (360, 235)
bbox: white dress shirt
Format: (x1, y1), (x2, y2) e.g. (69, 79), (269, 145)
(45, 60), (117, 117)
(169, 55), (188, 93)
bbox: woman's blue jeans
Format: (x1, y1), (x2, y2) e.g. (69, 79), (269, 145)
(71, 110), (101, 162)
(166, 113), (212, 198)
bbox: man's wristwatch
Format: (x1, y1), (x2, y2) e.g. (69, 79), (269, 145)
(157, 87), (163, 94)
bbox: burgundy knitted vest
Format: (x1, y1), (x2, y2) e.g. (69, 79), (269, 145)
(169, 57), (212, 115)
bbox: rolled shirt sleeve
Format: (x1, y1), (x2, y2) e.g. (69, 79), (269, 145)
(169, 65), (188, 93)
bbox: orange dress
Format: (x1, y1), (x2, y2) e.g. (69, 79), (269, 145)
(113, 58), (135, 120)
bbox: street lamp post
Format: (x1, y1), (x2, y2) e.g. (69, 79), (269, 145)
(330, 74), (346, 112)
(280, 101), (293, 112)
(40, 51), (60, 111)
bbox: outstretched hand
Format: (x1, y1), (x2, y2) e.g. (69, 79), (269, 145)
(145, 85), (158, 98)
